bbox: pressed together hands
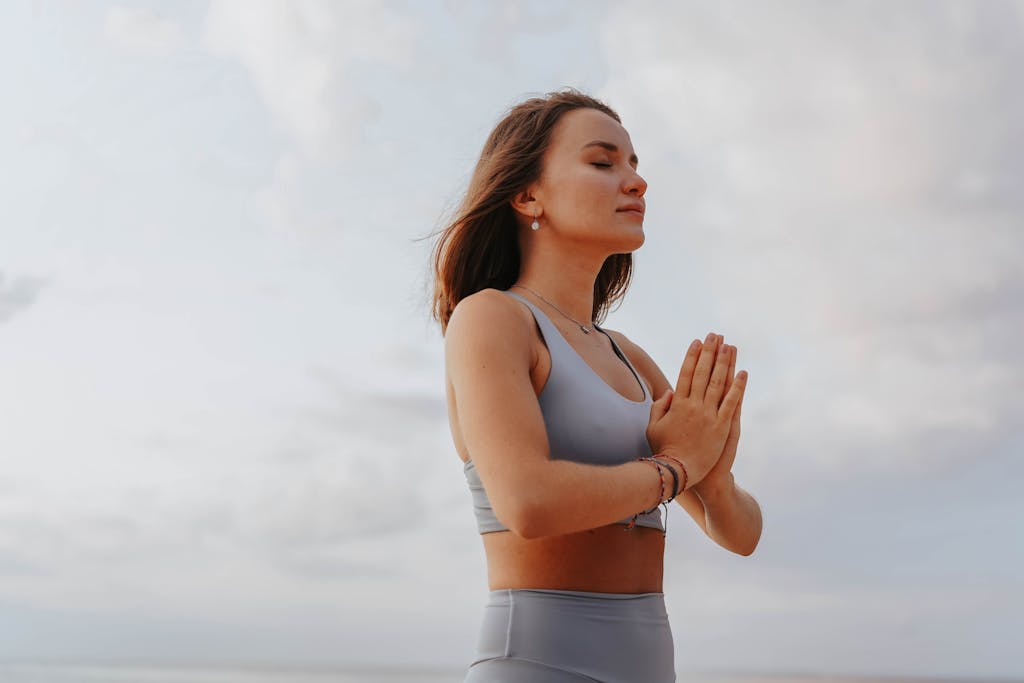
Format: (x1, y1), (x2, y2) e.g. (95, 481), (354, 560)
(646, 332), (747, 494)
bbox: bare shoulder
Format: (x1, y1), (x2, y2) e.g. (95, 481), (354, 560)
(445, 288), (536, 381)
(449, 287), (529, 326)
(443, 288), (550, 536)
(602, 328), (671, 400)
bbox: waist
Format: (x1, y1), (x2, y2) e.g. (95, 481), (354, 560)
(489, 587), (664, 600)
(482, 522), (665, 594)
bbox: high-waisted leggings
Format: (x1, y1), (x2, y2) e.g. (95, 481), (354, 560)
(463, 588), (676, 682)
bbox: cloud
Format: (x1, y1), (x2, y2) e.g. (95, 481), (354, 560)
(0, 551), (44, 577)
(200, 0), (421, 164)
(198, 0), (425, 240)
(0, 366), (453, 609)
(5, 3), (1021, 673)
(0, 272), (49, 324)
(598, 1), (1024, 474)
(443, 1), (592, 64)
(103, 5), (185, 56)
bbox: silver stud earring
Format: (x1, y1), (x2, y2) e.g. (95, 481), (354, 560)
(531, 210), (540, 231)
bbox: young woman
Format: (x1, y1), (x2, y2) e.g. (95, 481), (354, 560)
(428, 89), (761, 682)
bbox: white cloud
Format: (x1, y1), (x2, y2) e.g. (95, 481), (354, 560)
(598, 1), (1024, 475)
(3, 2), (1022, 675)
(200, 0), (421, 164)
(0, 271), (49, 324)
(103, 5), (185, 56)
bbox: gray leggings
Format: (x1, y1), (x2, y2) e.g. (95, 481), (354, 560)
(463, 588), (676, 682)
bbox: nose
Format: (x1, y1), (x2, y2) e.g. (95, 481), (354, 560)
(624, 168), (647, 197)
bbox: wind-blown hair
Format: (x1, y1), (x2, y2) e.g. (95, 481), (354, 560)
(424, 87), (636, 336)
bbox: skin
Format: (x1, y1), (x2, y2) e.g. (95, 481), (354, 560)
(445, 108), (759, 593)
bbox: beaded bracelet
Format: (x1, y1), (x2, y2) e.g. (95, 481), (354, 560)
(624, 456), (679, 534)
(658, 457), (680, 506)
(653, 453), (688, 498)
(638, 457), (667, 513)
(624, 457), (664, 530)
(644, 455), (683, 504)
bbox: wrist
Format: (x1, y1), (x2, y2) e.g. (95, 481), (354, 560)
(694, 471), (735, 504)
(651, 453), (687, 495)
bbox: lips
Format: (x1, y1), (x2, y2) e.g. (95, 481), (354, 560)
(617, 204), (645, 216)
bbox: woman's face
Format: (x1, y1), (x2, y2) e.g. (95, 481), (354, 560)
(530, 107), (648, 249)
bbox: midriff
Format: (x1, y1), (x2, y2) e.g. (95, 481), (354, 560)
(482, 523), (665, 593)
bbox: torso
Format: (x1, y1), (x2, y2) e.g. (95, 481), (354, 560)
(447, 291), (665, 593)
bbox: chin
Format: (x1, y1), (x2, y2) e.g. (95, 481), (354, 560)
(621, 229), (645, 251)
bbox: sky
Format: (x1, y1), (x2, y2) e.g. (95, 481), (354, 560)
(1, 0), (1022, 679)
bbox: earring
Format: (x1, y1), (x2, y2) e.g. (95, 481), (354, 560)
(531, 210), (540, 231)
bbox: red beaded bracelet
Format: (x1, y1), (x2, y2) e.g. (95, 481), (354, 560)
(625, 456), (675, 535)
(653, 453), (688, 497)
(639, 457), (667, 513)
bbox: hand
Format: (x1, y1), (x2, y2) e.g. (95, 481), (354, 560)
(695, 343), (744, 497)
(646, 333), (747, 489)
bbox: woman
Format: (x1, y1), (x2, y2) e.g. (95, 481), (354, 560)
(428, 89), (761, 682)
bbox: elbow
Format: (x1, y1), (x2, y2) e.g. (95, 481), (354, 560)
(494, 485), (551, 539)
(736, 536), (761, 557)
(515, 511), (547, 540)
(502, 501), (548, 540)
(492, 498), (532, 538)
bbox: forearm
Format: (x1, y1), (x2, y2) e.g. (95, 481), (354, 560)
(694, 475), (762, 555)
(519, 458), (665, 539)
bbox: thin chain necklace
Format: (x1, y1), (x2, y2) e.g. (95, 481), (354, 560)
(510, 284), (596, 334)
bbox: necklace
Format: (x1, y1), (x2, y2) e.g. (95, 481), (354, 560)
(510, 284), (596, 334)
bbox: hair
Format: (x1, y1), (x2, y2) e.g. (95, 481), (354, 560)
(422, 87), (637, 336)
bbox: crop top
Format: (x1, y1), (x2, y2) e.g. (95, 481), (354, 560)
(461, 289), (664, 535)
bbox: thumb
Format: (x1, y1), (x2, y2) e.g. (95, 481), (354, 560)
(650, 388), (673, 422)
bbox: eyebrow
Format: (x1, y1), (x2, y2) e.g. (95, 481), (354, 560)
(581, 140), (639, 165)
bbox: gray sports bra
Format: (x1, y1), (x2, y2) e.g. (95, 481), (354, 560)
(462, 289), (664, 534)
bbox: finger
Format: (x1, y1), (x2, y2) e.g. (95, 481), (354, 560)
(650, 388), (672, 422)
(730, 379), (743, 429)
(689, 332), (721, 401)
(705, 336), (731, 408)
(724, 410), (740, 449)
(720, 345), (736, 408)
(674, 338), (704, 398)
(718, 369), (747, 420)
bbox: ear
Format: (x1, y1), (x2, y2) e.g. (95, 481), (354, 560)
(510, 186), (541, 223)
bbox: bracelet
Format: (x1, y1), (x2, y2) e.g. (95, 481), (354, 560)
(658, 458), (680, 504)
(625, 456), (671, 532)
(642, 455), (680, 504)
(653, 453), (688, 497)
(638, 457), (665, 513)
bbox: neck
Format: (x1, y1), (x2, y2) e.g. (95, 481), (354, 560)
(513, 222), (626, 325)
(511, 272), (597, 326)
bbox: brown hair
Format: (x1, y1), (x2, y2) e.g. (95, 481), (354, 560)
(422, 87), (636, 336)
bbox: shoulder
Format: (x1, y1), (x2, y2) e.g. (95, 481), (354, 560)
(602, 327), (672, 399)
(445, 288), (536, 366)
(449, 288), (531, 332)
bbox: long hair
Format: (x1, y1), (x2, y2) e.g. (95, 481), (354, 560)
(424, 87), (636, 336)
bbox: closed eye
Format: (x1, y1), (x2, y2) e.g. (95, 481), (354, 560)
(592, 162), (612, 168)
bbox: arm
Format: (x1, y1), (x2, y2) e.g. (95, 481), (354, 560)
(446, 291), (672, 539)
(607, 329), (763, 555)
(693, 476), (762, 556)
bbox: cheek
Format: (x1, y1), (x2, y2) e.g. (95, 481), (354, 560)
(543, 167), (616, 224)
(562, 172), (614, 209)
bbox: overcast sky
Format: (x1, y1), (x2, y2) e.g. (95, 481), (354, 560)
(1, 1), (1022, 679)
